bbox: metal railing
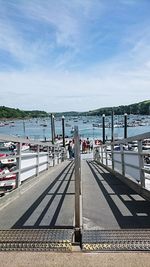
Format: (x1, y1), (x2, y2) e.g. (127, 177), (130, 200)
(74, 126), (82, 241)
(93, 132), (150, 196)
(0, 134), (67, 195)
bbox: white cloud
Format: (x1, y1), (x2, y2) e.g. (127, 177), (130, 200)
(0, 56), (149, 112)
(0, 0), (149, 112)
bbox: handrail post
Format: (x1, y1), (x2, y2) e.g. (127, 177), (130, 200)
(111, 144), (114, 170)
(74, 126), (81, 239)
(105, 146), (108, 167)
(138, 140), (145, 187)
(47, 145), (49, 169)
(16, 142), (22, 188)
(36, 144), (39, 176)
(101, 146), (103, 164)
(120, 144), (125, 176)
(53, 146), (55, 167)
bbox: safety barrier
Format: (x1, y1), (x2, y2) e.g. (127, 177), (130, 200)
(93, 132), (150, 198)
(0, 134), (67, 196)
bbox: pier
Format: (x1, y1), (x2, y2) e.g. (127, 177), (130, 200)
(0, 130), (150, 254)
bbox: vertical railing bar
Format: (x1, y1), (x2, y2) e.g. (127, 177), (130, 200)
(138, 140), (145, 188)
(120, 144), (125, 176)
(74, 126), (81, 232)
(105, 146), (108, 167)
(36, 144), (39, 176)
(16, 142), (22, 188)
(47, 145), (49, 169)
(111, 144), (114, 170)
(53, 146), (55, 167)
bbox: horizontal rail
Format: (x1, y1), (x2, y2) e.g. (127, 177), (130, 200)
(0, 133), (67, 195)
(93, 132), (150, 195)
(112, 132), (150, 145)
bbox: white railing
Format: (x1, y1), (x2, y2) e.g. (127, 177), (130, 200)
(93, 132), (150, 193)
(0, 134), (67, 195)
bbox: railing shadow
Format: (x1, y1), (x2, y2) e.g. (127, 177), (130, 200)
(12, 161), (75, 229)
(87, 160), (150, 229)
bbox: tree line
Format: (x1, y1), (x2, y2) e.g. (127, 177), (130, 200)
(0, 106), (48, 119)
(0, 100), (149, 119)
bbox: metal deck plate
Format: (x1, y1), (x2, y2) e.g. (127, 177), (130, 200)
(82, 230), (150, 251)
(0, 229), (73, 251)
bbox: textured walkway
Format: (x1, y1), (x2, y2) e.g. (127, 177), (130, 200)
(0, 158), (150, 231)
(82, 160), (150, 230)
(0, 161), (75, 229)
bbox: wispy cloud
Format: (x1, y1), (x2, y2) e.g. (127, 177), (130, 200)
(0, 0), (150, 111)
(0, 0), (106, 69)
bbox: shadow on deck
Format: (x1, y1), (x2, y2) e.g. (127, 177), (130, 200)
(12, 161), (75, 229)
(86, 160), (150, 229)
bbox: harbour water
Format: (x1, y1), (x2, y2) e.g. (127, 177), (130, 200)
(0, 114), (150, 141)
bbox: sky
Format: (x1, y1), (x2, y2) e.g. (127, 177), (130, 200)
(0, 0), (150, 112)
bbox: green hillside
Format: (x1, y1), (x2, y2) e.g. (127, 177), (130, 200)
(86, 100), (150, 116)
(0, 106), (48, 119)
(0, 100), (149, 119)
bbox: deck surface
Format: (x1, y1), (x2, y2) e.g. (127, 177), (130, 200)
(0, 158), (150, 230)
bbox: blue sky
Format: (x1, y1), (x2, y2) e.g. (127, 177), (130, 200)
(0, 0), (150, 112)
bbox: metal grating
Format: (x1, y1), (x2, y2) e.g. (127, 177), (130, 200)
(82, 230), (150, 251)
(0, 229), (73, 251)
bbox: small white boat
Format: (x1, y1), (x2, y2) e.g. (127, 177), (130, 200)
(0, 167), (16, 191)
(0, 153), (16, 165)
(92, 123), (102, 128)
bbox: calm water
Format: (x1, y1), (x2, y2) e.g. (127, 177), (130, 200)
(0, 115), (150, 141)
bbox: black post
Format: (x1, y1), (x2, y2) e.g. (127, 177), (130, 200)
(53, 115), (55, 142)
(51, 113), (54, 144)
(111, 109), (114, 142)
(102, 114), (105, 144)
(124, 113), (127, 139)
(62, 116), (65, 147)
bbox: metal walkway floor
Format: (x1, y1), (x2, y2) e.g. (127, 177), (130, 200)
(82, 160), (150, 230)
(0, 159), (150, 251)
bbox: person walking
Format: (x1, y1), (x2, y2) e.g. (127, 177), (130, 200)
(68, 141), (74, 159)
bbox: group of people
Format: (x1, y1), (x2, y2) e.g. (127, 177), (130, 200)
(81, 138), (93, 153)
(67, 138), (94, 159)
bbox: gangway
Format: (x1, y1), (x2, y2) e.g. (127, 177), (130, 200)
(0, 131), (150, 252)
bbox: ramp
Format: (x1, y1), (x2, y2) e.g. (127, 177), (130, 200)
(82, 229), (150, 251)
(0, 229), (73, 251)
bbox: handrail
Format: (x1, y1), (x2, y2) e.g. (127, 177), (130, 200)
(0, 133), (67, 195)
(110, 132), (150, 145)
(93, 131), (150, 194)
